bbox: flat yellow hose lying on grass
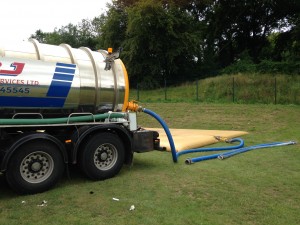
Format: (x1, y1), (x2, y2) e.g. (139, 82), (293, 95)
(149, 128), (248, 152)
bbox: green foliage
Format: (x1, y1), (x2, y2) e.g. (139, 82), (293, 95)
(96, 5), (127, 50)
(122, 0), (201, 88)
(222, 59), (300, 75)
(130, 73), (300, 105)
(256, 60), (300, 74)
(30, 0), (300, 86)
(221, 52), (256, 74)
(204, 0), (299, 64)
(31, 20), (99, 49)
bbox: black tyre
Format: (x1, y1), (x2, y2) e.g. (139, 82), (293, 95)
(80, 132), (125, 180)
(6, 141), (64, 194)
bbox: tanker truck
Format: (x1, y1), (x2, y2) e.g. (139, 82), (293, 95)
(0, 39), (159, 194)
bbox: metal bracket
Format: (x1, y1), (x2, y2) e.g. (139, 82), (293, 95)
(99, 47), (123, 70)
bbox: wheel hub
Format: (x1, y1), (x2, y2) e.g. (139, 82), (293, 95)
(20, 151), (54, 184)
(30, 160), (43, 172)
(94, 144), (118, 170)
(100, 152), (108, 161)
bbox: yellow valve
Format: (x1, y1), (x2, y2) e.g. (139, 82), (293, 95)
(108, 48), (113, 54)
(126, 100), (141, 112)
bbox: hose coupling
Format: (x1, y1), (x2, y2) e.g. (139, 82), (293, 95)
(126, 100), (142, 112)
(214, 136), (229, 142)
(226, 138), (235, 143)
(218, 155), (225, 160)
(185, 158), (193, 165)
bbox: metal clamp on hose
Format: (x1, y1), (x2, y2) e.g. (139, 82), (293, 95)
(214, 136), (230, 143)
(185, 158), (193, 165)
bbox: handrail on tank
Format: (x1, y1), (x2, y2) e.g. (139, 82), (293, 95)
(66, 113), (96, 124)
(12, 113), (44, 119)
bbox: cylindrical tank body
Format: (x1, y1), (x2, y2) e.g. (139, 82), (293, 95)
(0, 39), (129, 117)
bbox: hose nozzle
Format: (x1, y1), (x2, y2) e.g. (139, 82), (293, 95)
(185, 158), (193, 165)
(218, 155), (224, 160)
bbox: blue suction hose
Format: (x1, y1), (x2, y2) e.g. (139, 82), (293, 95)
(186, 141), (296, 164)
(143, 108), (244, 163)
(177, 138), (244, 157)
(143, 108), (178, 162)
(142, 108), (296, 164)
(218, 141), (296, 160)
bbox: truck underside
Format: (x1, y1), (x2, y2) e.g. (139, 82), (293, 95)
(0, 112), (159, 194)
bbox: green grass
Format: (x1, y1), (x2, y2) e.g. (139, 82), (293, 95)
(0, 103), (299, 225)
(131, 73), (300, 105)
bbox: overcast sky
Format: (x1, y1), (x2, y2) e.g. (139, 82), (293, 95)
(0, 0), (111, 44)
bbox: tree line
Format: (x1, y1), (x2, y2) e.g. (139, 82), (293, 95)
(31, 0), (300, 88)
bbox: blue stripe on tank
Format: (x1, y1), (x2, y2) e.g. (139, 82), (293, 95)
(55, 67), (76, 74)
(46, 62), (76, 98)
(47, 80), (72, 97)
(56, 62), (76, 68)
(53, 73), (74, 81)
(0, 63), (76, 108)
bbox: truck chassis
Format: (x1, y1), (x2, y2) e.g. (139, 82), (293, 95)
(0, 112), (158, 194)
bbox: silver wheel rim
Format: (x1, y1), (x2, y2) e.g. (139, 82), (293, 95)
(20, 151), (54, 184)
(94, 143), (118, 170)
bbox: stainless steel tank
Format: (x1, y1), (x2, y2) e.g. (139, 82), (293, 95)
(0, 39), (129, 117)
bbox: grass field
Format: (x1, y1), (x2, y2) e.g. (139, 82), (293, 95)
(0, 103), (299, 225)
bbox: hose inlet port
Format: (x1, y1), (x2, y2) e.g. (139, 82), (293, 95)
(218, 155), (224, 160)
(185, 158), (193, 165)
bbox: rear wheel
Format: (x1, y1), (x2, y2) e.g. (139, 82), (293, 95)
(80, 132), (125, 180)
(6, 141), (64, 194)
